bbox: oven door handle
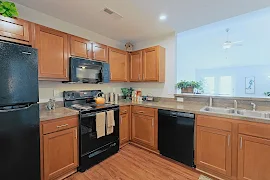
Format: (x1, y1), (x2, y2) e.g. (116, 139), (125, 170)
(81, 113), (96, 118)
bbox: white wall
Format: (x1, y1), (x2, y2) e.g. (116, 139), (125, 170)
(15, 4), (126, 102)
(129, 33), (177, 98)
(176, 7), (270, 97)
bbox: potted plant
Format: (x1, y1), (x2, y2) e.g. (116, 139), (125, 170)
(176, 80), (203, 94)
(0, 1), (19, 18)
(121, 87), (134, 100)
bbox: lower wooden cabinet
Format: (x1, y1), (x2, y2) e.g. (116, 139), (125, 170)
(131, 106), (158, 150)
(196, 126), (232, 176)
(238, 135), (270, 180)
(43, 127), (78, 180)
(120, 106), (130, 145)
(40, 116), (79, 180)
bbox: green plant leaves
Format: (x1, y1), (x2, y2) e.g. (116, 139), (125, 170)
(0, 1), (19, 18)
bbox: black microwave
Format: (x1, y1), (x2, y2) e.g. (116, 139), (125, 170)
(69, 57), (110, 83)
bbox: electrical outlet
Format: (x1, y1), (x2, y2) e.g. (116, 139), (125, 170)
(53, 89), (61, 97)
(177, 97), (184, 102)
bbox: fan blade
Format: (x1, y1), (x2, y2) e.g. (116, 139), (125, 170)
(231, 41), (243, 44)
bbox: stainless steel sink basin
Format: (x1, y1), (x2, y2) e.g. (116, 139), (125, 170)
(236, 110), (269, 119)
(201, 107), (235, 114)
(201, 106), (270, 119)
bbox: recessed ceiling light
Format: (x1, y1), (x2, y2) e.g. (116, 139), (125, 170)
(159, 15), (167, 21)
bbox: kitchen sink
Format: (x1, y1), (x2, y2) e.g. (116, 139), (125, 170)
(236, 110), (269, 119)
(200, 106), (270, 119)
(201, 106), (235, 114)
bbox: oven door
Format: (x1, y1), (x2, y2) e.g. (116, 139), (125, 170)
(70, 57), (103, 83)
(79, 108), (119, 157)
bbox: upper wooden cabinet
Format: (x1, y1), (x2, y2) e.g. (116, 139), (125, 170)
(34, 25), (69, 81)
(108, 47), (128, 82)
(70, 35), (91, 59)
(130, 51), (142, 82)
(0, 16), (31, 45)
(142, 46), (165, 82)
(92, 42), (108, 62)
(129, 46), (165, 82)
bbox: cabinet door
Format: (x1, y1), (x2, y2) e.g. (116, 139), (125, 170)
(120, 113), (130, 145)
(130, 51), (142, 82)
(34, 25), (68, 80)
(0, 15), (30, 45)
(43, 127), (78, 180)
(109, 47), (128, 82)
(92, 42), (108, 62)
(196, 126), (232, 176)
(238, 135), (270, 180)
(132, 113), (155, 148)
(142, 47), (158, 81)
(70, 35), (91, 59)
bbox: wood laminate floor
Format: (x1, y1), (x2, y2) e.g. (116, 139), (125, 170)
(66, 144), (208, 180)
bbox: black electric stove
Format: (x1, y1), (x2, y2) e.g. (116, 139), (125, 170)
(64, 90), (119, 172)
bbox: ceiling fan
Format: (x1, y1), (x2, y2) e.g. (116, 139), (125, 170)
(222, 28), (243, 49)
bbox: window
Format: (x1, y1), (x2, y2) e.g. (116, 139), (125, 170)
(219, 76), (232, 96)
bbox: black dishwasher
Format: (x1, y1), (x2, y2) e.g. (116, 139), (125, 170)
(158, 109), (195, 167)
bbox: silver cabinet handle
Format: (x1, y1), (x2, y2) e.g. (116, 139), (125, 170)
(151, 118), (154, 127)
(110, 73), (112, 79)
(228, 135), (230, 147)
(142, 74), (145, 80)
(22, 52), (31, 55)
(75, 129), (77, 139)
(56, 124), (69, 128)
(120, 117), (123, 124)
(138, 74), (141, 80)
(240, 137), (243, 149)
(138, 111), (144, 114)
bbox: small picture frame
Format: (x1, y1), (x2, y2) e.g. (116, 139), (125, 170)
(245, 76), (255, 94)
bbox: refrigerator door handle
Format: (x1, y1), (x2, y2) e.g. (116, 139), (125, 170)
(0, 104), (34, 112)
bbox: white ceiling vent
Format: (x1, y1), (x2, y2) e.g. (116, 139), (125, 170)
(101, 7), (123, 20)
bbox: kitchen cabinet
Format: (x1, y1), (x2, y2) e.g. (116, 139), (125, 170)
(40, 115), (79, 180)
(196, 126), (232, 176)
(131, 106), (158, 150)
(34, 24), (69, 81)
(120, 106), (130, 145)
(142, 46), (165, 82)
(237, 135), (270, 180)
(70, 35), (91, 59)
(130, 51), (142, 81)
(0, 15), (31, 45)
(92, 42), (108, 62)
(196, 115), (232, 178)
(108, 47), (128, 82)
(237, 123), (270, 180)
(129, 46), (165, 82)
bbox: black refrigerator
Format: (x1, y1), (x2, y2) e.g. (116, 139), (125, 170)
(0, 41), (40, 180)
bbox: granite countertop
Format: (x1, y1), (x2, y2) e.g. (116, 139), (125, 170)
(40, 107), (79, 122)
(39, 101), (270, 124)
(117, 100), (270, 124)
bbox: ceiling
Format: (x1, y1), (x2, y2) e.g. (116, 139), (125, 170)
(12, 0), (270, 43)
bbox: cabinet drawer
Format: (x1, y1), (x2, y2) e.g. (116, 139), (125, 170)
(132, 106), (155, 117)
(197, 115), (232, 131)
(120, 106), (129, 115)
(42, 116), (78, 134)
(239, 123), (270, 139)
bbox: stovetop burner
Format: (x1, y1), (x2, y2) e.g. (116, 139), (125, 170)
(71, 104), (93, 111)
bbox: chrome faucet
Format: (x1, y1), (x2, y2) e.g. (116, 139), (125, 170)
(234, 100), (238, 109)
(209, 97), (213, 107)
(251, 102), (256, 111)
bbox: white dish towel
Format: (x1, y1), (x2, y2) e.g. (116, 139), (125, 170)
(106, 110), (115, 135)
